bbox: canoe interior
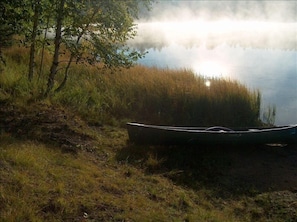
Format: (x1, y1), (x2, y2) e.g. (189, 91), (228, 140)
(127, 122), (297, 145)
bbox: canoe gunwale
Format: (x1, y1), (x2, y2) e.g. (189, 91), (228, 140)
(127, 122), (297, 134)
(126, 122), (297, 145)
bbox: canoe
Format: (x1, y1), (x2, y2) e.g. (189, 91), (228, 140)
(126, 122), (297, 145)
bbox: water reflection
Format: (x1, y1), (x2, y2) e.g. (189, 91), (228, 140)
(135, 44), (297, 125)
(204, 80), (211, 88)
(129, 1), (297, 125)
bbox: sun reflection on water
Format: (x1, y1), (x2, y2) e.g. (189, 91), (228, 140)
(193, 60), (230, 78)
(205, 80), (211, 87)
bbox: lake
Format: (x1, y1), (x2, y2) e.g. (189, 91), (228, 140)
(136, 44), (296, 126)
(128, 3), (297, 126)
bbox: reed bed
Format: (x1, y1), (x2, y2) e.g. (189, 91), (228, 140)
(1, 46), (261, 127)
(54, 64), (261, 126)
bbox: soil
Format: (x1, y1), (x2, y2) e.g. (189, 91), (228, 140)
(220, 144), (297, 192)
(0, 102), (95, 153)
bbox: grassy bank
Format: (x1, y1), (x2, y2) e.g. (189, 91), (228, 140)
(0, 133), (237, 221)
(2, 46), (296, 221)
(1, 115), (297, 221)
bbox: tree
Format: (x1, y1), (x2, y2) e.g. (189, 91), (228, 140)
(27, 0), (56, 82)
(28, 0), (41, 81)
(0, 0), (23, 65)
(45, 0), (152, 96)
(0, 0), (43, 75)
(45, 0), (66, 96)
(1, 0), (153, 95)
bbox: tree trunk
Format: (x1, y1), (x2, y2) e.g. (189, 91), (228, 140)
(45, 0), (65, 97)
(0, 49), (5, 66)
(55, 22), (90, 93)
(0, 48), (5, 73)
(28, 0), (40, 82)
(55, 54), (74, 93)
(39, 16), (50, 81)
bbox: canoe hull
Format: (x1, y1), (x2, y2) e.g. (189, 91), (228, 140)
(127, 123), (297, 145)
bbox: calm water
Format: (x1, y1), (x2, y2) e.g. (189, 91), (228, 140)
(137, 44), (297, 126)
(129, 20), (297, 125)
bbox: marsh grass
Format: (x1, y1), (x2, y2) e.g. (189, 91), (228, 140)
(93, 66), (261, 126)
(1, 46), (261, 127)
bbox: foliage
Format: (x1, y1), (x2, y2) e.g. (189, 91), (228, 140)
(1, 0), (153, 95)
(0, 0), (25, 65)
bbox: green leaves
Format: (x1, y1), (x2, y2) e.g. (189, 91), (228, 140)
(2, 0), (152, 94)
(60, 0), (149, 69)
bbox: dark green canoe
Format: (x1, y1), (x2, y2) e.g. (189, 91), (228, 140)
(126, 122), (297, 145)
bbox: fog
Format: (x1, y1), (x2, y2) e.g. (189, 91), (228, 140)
(130, 20), (296, 51)
(143, 1), (297, 22)
(128, 1), (297, 125)
(131, 1), (297, 51)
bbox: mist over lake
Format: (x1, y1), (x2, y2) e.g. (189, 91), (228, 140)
(129, 0), (297, 126)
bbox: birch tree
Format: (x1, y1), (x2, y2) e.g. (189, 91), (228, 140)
(45, 0), (152, 96)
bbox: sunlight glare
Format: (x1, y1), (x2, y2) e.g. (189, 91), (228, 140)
(205, 80), (211, 87)
(193, 61), (229, 78)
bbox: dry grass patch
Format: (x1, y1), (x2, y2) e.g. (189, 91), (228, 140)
(0, 132), (243, 221)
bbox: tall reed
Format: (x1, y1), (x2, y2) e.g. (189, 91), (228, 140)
(1, 46), (262, 127)
(51, 63), (261, 126)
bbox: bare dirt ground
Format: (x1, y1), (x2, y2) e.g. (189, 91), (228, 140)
(0, 102), (95, 153)
(220, 144), (297, 192)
